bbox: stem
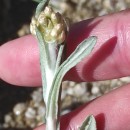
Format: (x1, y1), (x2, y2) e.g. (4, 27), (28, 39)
(45, 45), (64, 130)
(36, 25), (64, 130)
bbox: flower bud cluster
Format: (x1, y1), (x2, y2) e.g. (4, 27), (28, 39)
(30, 6), (68, 44)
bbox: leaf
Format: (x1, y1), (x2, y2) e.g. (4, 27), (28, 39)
(60, 36), (97, 73)
(36, 27), (49, 103)
(79, 115), (97, 130)
(36, 27), (59, 105)
(47, 36), (97, 118)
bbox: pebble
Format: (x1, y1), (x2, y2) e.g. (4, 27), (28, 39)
(120, 77), (130, 83)
(4, 114), (12, 123)
(73, 84), (87, 97)
(99, 9), (108, 16)
(116, 0), (127, 10)
(62, 95), (73, 109)
(91, 86), (100, 95)
(25, 118), (36, 128)
(25, 107), (36, 119)
(103, 0), (113, 10)
(69, 81), (76, 87)
(17, 25), (30, 36)
(89, 95), (97, 100)
(13, 103), (26, 116)
(3, 123), (9, 128)
(66, 87), (74, 96)
(80, 93), (90, 103)
(110, 79), (119, 88)
(31, 88), (43, 103)
(37, 106), (46, 116)
(9, 121), (15, 127)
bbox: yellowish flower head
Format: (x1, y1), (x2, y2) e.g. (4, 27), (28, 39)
(30, 6), (68, 44)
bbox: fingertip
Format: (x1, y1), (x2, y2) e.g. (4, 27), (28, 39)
(0, 35), (42, 86)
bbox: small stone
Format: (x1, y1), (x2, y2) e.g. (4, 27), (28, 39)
(99, 10), (108, 16)
(25, 107), (36, 119)
(103, 0), (113, 10)
(13, 103), (26, 116)
(15, 114), (23, 125)
(116, 1), (126, 10)
(31, 89), (42, 103)
(110, 79), (119, 88)
(18, 25), (30, 36)
(80, 93), (90, 103)
(66, 87), (74, 96)
(10, 121), (15, 127)
(4, 114), (12, 123)
(30, 122), (36, 128)
(62, 81), (69, 89)
(74, 84), (86, 97)
(120, 77), (130, 83)
(89, 95), (97, 100)
(25, 118), (36, 128)
(91, 86), (100, 95)
(3, 123), (9, 128)
(37, 106), (46, 116)
(69, 81), (76, 87)
(62, 96), (73, 109)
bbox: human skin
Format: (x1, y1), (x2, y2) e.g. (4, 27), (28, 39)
(1, 10), (130, 130)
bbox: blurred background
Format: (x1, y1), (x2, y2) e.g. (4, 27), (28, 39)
(0, 0), (130, 130)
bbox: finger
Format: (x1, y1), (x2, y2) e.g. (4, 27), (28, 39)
(1, 10), (130, 86)
(0, 35), (42, 86)
(66, 9), (130, 82)
(34, 84), (130, 130)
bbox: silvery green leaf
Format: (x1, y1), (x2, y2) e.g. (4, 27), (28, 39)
(47, 36), (97, 118)
(36, 27), (58, 105)
(79, 115), (97, 130)
(35, 0), (50, 18)
(60, 36), (97, 72)
(36, 27), (49, 102)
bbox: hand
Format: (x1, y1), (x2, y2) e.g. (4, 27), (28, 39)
(0, 10), (130, 130)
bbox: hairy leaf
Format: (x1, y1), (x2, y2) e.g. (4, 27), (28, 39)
(36, 27), (49, 103)
(47, 36), (97, 118)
